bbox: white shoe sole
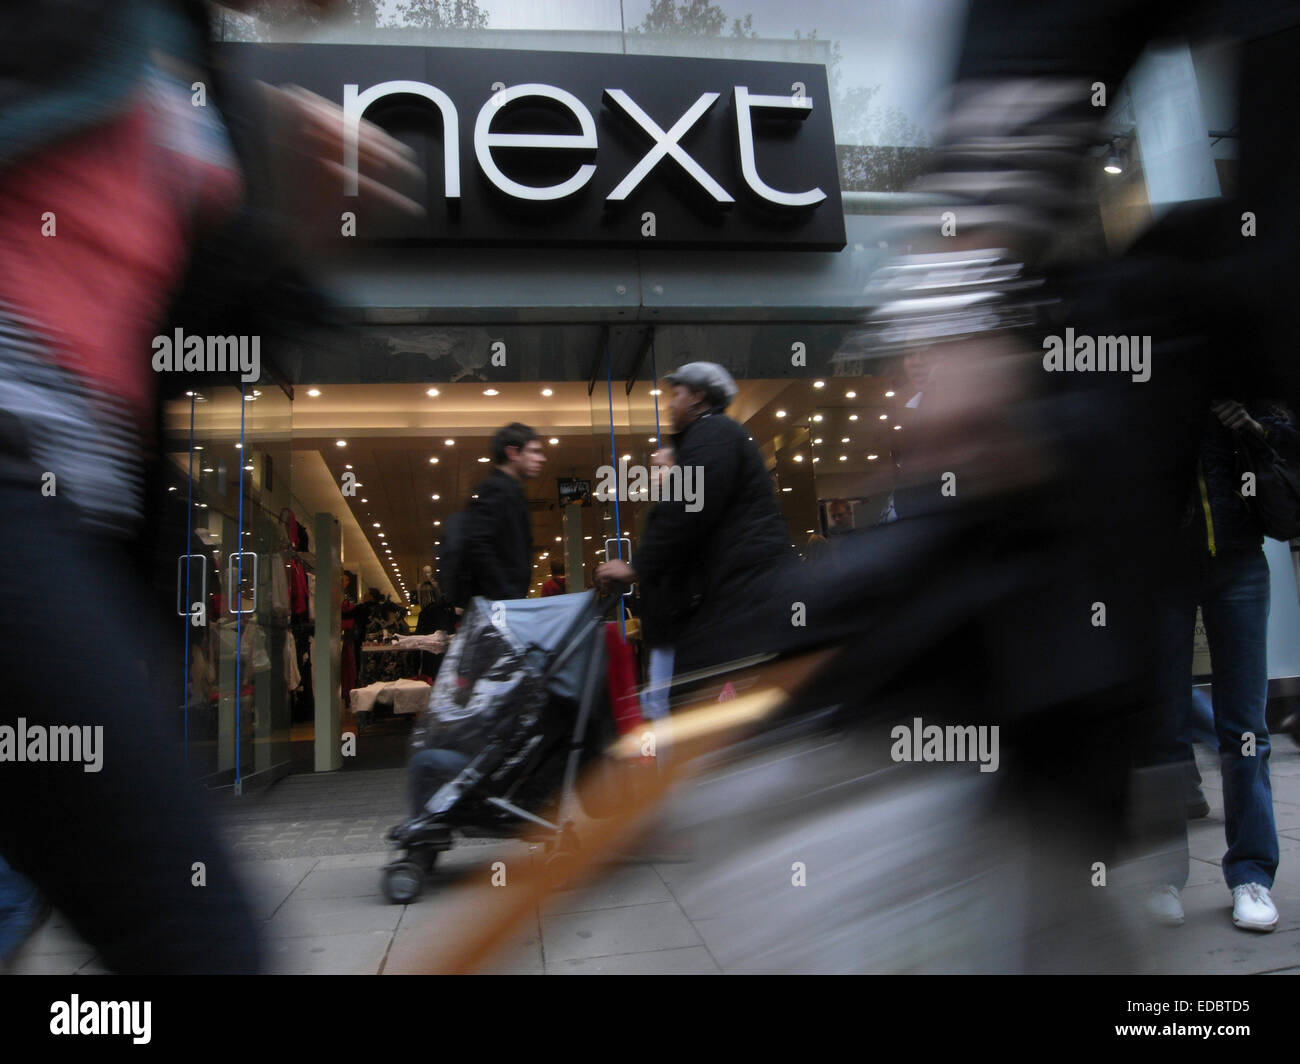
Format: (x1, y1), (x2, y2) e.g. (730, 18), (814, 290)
(1232, 913), (1277, 932)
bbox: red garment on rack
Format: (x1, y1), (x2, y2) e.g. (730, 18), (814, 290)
(288, 557), (309, 616)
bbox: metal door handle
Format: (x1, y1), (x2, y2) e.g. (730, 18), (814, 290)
(225, 551), (259, 614)
(176, 554), (208, 618)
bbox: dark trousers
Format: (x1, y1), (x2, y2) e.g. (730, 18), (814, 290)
(0, 476), (260, 973)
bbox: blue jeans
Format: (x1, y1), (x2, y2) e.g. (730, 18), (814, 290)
(1168, 549), (1278, 888)
(409, 748), (471, 816)
(0, 852), (43, 964)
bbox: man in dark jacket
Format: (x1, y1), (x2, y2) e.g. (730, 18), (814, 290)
(596, 363), (794, 675)
(465, 422), (546, 602)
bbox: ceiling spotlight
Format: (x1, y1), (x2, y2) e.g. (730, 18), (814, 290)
(813, 380), (825, 389)
(306, 388), (321, 397)
(849, 414), (859, 422)
(444, 439), (454, 446)
(345, 463), (353, 470)
(433, 520), (441, 527)
(361, 498), (368, 503)
(846, 390), (857, 399)
(429, 456), (439, 464)
(168, 486), (177, 492)
(894, 424), (902, 430)
(775, 410), (787, 418)
(244, 464), (254, 471)
(234, 443), (242, 450)
(792, 454), (804, 463)
(621, 454), (631, 461)
(483, 388), (498, 396)
(649, 388), (662, 396)
(812, 414), (824, 423)
(885, 390), (895, 398)
(378, 532), (385, 538)
(336, 440), (347, 447)
(541, 388), (553, 397)
(839, 455), (847, 462)
(555, 536), (561, 542)
(841, 437), (850, 444)
(782, 487), (793, 493)
(549, 437), (559, 445)
(431, 493), (440, 500)
(372, 522), (380, 528)
(426, 388), (440, 397)
(879, 414), (888, 420)
(813, 438), (823, 445)
(477, 456), (489, 463)
(243, 393), (256, 401)
(867, 454), (879, 460)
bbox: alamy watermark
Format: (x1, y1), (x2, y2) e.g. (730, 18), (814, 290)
(151, 328), (260, 383)
(0, 718), (103, 772)
(594, 459), (703, 512)
(890, 716), (999, 773)
(1042, 327), (1150, 383)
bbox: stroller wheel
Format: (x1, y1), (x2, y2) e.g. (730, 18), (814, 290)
(544, 850), (578, 893)
(382, 861), (425, 904)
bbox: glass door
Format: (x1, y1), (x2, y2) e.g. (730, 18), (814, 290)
(165, 379), (294, 792)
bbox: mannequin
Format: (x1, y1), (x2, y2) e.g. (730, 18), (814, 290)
(417, 565), (437, 609)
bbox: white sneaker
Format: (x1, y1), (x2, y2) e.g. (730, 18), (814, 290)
(1146, 885), (1185, 926)
(1231, 883), (1278, 932)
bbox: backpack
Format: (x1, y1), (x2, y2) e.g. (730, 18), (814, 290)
(437, 511), (472, 609)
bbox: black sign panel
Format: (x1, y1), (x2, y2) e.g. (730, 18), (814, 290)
(557, 478), (593, 507)
(220, 43), (845, 250)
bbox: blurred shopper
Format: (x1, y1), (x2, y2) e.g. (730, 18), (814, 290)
(0, 0), (419, 972)
(465, 423), (546, 602)
(0, 853), (44, 970)
(1157, 399), (1297, 931)
(595, 363), (794, 676)
(541, 560), (567, 597)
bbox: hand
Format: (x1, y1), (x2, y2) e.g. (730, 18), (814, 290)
(259, 82), (425, 253)
(595, 559), (637, 589)
(1212, 400), (1264, 437)
(431, 631), (449, 653)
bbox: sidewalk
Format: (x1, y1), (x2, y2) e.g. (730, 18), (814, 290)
(15, 741), (1300, 975)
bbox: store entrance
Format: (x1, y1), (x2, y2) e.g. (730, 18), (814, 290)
(163, 322), (900, 784)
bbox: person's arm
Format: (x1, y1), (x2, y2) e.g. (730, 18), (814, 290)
(633, 424), (739, 585)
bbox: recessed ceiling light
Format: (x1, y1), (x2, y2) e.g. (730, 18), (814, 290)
(782, 487), (792, 492)
(193, 445), (203, 451)
(344, 464), (353, 470)
(841, 437), (850, 444)
(648, 437), (656, 443)
(372, 522), (380, 528)
(649, 388), (661, 396)
(584, 535), (592, 540)
(429, 456), (439, 464)
(839, 455), (847, 461)
(555, 536), (561, 542)
(867, 454), (878, 460)
(775, 410), (787, 418)
(431, 493), (440, 500)
(849, 414), (859, 421)
(168, 486), (177, 492)
(813, 438), (823, 445)
(202, 467), (214, 474)
(244, 393), (256, 401)
(885, 390), (895, 398)
(426, 388), (440, 397)
(894, 424), (902, 430)
(793, 454), (804, 463)
(846, 390), (857, 398)
(621, 454), (631, 461)
(336, 440), (347, 447)
(541, 388), (553, 397)
(434, 520), (441, 526)
(548, 438), (559, 445)
(813, 380), (825, 389)
(244, 464), (254, 471)
(477, 456), (489, 463)
(812, 457), (820, 463)
(444, 439), (454, 446)
(483, 388), (498, 396)
(812, 414), (823, 423)
(306, 388), (321, 397)
(378, 532), (385, 538)
(879, 414), (888, 420)
(361, 498), (368, 503)
(234, 443), (242, 450)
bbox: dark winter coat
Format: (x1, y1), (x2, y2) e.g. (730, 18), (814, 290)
(465, 467), (533, 602)
(634, 411), (795, 672)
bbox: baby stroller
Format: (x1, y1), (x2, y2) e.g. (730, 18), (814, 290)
(381, 589), (632, 903)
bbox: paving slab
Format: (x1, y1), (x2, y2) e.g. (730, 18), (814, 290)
(540, 900), (702, 963)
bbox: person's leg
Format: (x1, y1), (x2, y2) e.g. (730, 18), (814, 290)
(0, 479), (260, 974)
(1201, 550), (1278, 889)
(408, 748), (471, 816)
(0, 851), (44, 966)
